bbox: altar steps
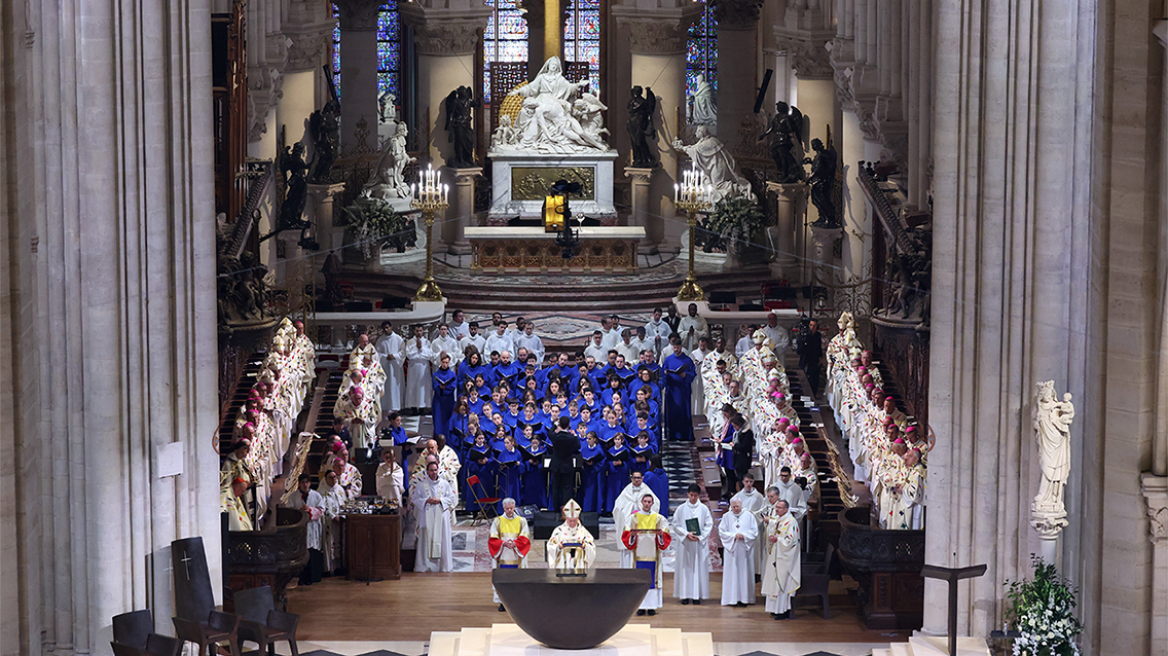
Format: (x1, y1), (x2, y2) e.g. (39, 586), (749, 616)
(349, 268), (770, 313)
(875, 636), (991, 656)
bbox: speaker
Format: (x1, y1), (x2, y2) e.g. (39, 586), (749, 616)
(532, 510), (600, 540)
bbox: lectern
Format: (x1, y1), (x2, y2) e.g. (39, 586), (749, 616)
(920, 564), (987, 656)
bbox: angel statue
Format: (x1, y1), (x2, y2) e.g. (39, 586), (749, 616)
(444, 86), (480, 168)
(759, 101), (806, 184)
(1032, 380), (1074, 530)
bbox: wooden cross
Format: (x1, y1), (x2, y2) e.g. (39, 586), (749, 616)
(920, 563), (987, 656)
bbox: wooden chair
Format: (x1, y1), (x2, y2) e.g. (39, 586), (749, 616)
(173, 610), (241, 656)
(795, 543), (835, 619)
(466, 474), (500, 524)
(234, 586), (301, 656)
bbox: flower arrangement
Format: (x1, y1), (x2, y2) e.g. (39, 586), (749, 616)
(706, 195), (765, 248)
(1004, 555), (1082, 656)
(339, 198), (411, 260)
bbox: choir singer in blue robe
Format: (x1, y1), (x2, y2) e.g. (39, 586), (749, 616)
(662, 336), (696, 442)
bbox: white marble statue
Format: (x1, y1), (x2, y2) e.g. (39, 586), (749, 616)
(361, 122), (415, 200)
(1031, 380), (1074, 536)
(688, 74), (717, 127)
(492, 115), (518, 149)
(490, 56), (609, 154)
(672, 126), (755, 203)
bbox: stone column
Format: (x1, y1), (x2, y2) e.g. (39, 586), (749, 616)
(624, 167), (658, 253)
(334, 0), (383, 154)
(712, 0), (763, 141)
(308, 182), (348, 254)
(613, 0), (703, 253)
(2, 0), (221, 653)
(1142, 474), (1168, 655)
(808, 225), (841, 293)
(443, 166), (482, 255)
(520, 0), (547, 75)
(402, 1), (491, 171)
(766, 182), (803, 278)
(927, 0), (1102, 642)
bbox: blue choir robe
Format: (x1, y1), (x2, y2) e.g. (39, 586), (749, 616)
(662, 353), (696, 441)
(629, 380), (662, 404)
(468, 397), (485, 417)
(432, 367), (458, 440)
(459, 362), (491, 389)
(627, 419), (656, 444)
(553, 364), (579, 389)
(496, 449), (524, 511)
(605, 444), (632, 512)
(716, 424), (736, 470)
(643, 467), (670, 516)
(630, 443), (654, 473)
(494, 361), (521, 383)
(450, 414), (471, 448)
(512, 429), (533, 450)
(474, 381), (491, 398)
(597, 421), (625, 446)
(611, 366), (636, 387)
(521, 444), (548, 508)
(490, 437), (508, 454)
(579, 442), (606, 513)
(466, 455), (499, 513)
(388, 425), (409, 447)
(578, 396), (600, 415)
(601, 387), (627, 410)
(479, 415), (498, 437)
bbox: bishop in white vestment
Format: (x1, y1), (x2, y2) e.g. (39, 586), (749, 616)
(762, 499), (801, 618)
(718, 499), (758, 605)
(547, 500), (597, 570)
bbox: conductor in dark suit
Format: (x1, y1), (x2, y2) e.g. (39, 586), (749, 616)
(548, 416), (581, 513)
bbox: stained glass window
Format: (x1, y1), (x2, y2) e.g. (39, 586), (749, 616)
(332, 3), (402, 101)
(483, 0), (529, 103)
(563, 0), (601, 94)
(686, 0), (717, 97)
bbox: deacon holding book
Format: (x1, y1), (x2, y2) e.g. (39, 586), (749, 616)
(670, 483), (713, 605)
(547, 499), (597, 570)
(621, 493), (672, 615)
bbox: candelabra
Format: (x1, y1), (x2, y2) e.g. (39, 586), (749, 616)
(411, 164), (449, 302)
(674, 165), (713, 301)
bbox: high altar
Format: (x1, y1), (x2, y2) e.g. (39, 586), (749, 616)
(485, 56), (619, 225)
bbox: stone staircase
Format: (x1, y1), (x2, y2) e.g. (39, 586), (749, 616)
(347, 266), (772, 313)
(874, 636), (990, 656)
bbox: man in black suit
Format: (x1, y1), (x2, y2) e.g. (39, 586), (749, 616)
(548, 416), (581, 513)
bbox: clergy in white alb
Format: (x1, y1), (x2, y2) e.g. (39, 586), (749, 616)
(485, 322), (515, 358)
(489, 498), (533, 607)
(677, 303), (708, 353)
(583, 331), (608, 363)
(621, 493), (672, 614)
(613, 471), (661, 564)
(763, 314), (790, 357)
(514, 323), (545, 364)
(671, 484), (713, 604)
(762, 499), (801, 618)
(284, 474), (326, 584)
(375, 322), (405, 416)
(316, 470), (346, 573)
(459, 322), (487, 356)
(732, 474), (769, 574)
(349, 333), (378, 369)
(644, 308), (672, 356)
(449, 309), (471, 340)
(404, 325), (433, 409)
(375, 448), (405, 504)
(413, 460), (458, 572)
(431, 324), (464, 368)
(547, 500), (597, 570)
(718, 498), (758, 605)
(774, 467), (808, 520)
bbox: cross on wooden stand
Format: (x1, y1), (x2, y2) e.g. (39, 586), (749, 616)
(920, 564), (987, 656)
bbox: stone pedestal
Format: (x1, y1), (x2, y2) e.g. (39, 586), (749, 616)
(443, 166), (481, 255)
(766, 181), (804, 278)
(1142, 473), (1168, 654)
(624, 166), (659, 254)
(334, 0), (383, 154)
(307, 182), (347, 253)
(808, 225), (841, 292)
(487, 150), (620, 223)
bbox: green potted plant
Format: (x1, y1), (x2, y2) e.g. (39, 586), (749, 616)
(1003, 555), (1082, 656)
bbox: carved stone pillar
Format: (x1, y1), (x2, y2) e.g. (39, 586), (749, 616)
(401, 1), (492, 169)
(334, 0), (382, 154)
(519, 0), (547, 75)
(765, 182), (803, 278)
(613, 0), (702, 251)
(307, 182), (348, 254)
(1143, 474), (1168, 655)
(808, 225), (841, 294)
(442, 166), (482, 255)
(710, 0), (763, 141)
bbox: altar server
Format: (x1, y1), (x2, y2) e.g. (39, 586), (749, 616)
(677, 303), (708, 353)
(405, 325), (433, 409)
(459, 321), (487, 356)
(622, 493), (672, 615)
(486, 322), (515, 359)
(489, 498), (532, 610)
(514, 321), (545, 364)
(718, 497), (758, 606)
(671, 484), (713, 605)
(376, 321), (405, 415)
(644, 307), (671, 357)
